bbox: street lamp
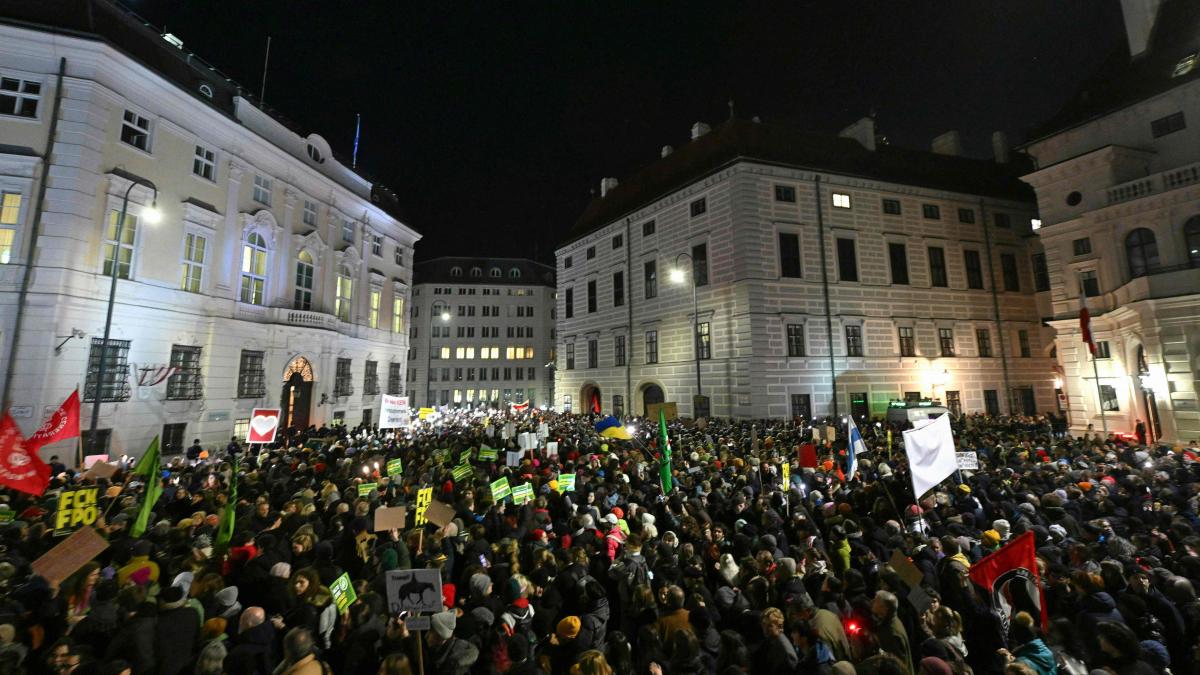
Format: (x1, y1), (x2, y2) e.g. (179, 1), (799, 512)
(671, 252), (703, 415)
(88, 174), (159, 456)
(424, 305), (450, 407)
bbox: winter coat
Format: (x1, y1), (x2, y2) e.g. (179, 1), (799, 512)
(429, 637), (480, 675)
(155, 605), (201, 675)
(1013, 638), (1058, 675)
(106, 615), (157, 675)
(224, 621), (276, 675)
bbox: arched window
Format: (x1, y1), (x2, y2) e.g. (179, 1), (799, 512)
(335, 265), (354, 322)
(1185, 216), (1200, 267)
(470, 266), (482, 278)
(240, 232), (268, 305)
(509, 267), (521, 279)
(1125, 228), (1160, 278)
(294, 250), (314, 310)
(450, 266), (463, 277)
(490, 267), (502, 278)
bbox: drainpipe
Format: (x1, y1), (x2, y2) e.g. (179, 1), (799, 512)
(624, 217), (633, 417)
(3, 57), (66, 412)
(814, 176), (838, 418)
(980, 198), (1014, 413)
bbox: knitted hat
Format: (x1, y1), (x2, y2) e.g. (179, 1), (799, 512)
(470, 573), (492, 599)
(202, 618), (227, 641)
(270, 562), (292, 579)
(556, 615), (581, 640)
(431, 610), (456, 640)
(981, 530), (1001, 548)
(504, 577), (522, 603)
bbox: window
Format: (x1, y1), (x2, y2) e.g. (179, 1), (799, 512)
(565, 343), (575, 370)
(976, 328), (993, 357)
(102, 210), (138, 279)
(957, 208), (975, 224)
(306, 143), (324, 163)
(983, 389), (1000, 416)
(939, 328), (956, 357)
(922, 204), (941, 220)
(613, 394), (625, 417)
(1031, 253), (1050, 291)
(364, 361), (379, 395)
(368, 288), (381, 328)
(371, 235), (383, 256)
(586, 246), (596, 260)
(237, 350), (266, 398)
(564, 256), (573, 269)
(335, 358), (353, 396)
(1095, 341), (1112, 359)
(167, 345), (203, 400)
(644, 260), (657, 298)
(1031, 219), (1042, 231)
(0, 192), (20, 264)
(963, 250), (984, 289)
(692, 243), (709, 286)
(832, 192), (851, 209)
(587, 279), (597, 313)
(394, 246), (405, 266)
(613, 271), (624, 307)
(1000, 253), (1020, 291)
(1080, 270), (1100, 297)
(1151, 111), (1186, 138)
(642, 220), (656, 237)
(614, 335), (626, 366)
(509, 267), (521, 279)
(790, 394), (812, 419)
(1072, 237), (1092, 256)
(786, 324), (806, 357)
(612, 233), (623, 249)
(392, 297), (405, 333)
(84, 338), (131, 402)
(192, 145), (215, 180)
(836, 238), (858, 282)
(1125, 228), (1160, 277)
(302, 200), (318, 227)
(689, 197), (707, 217)
(1018, 329), (1031, 357)
(775, 185), (796, 202)
(120, 109), (150, 150)
(928, 246), (947, 287)
(0, 76), (40, 118)
(587, 339), (598, 368)
(294, 251), (314, 310)
(240, 233), (268, 304)
(882, 198), (901, 215)
(697, 322), (711, 359)
(527, 367), (536, 381)
(898, 326), (915, 356)
(565, 287), (574, 319)
(162, 423), (187, 455)
(845, 325), (863, 356)
(1186, 216), (1200, 267)
(645, 331), (658, 364)
(252, 174), (272, 206)
(341, 219), (355, 244)
(945, 391), (962, 416)
(993, 212), (1011, 228)
(888, 242), (909, 285)
(335, 267), (354, 321)
(1099, 384), (1120, 411)
(180, 232), (206, 293)
(778, 232), (802, 278)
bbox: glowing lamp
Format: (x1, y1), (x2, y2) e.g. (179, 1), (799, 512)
(440, 311), (451, 321)
(141, 201), (162, 224)
(669, 268), (686, 284)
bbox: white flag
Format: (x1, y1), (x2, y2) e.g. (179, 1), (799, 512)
(902, 413), (957, 499)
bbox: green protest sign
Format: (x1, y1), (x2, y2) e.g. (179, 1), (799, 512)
(460, 449), (472, 465)
(387, 458), (403, 476)
(330, 573), (357, 612)
(558, 473), (576, 493)
(452, 463), (473, 482)
(511, 483), (534, 505)
(358, 483), (378, 497)
(490, 477), (511, 501)
(478, 445), (498, 462)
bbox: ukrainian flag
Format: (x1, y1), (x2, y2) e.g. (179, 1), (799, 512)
(595, 416), (632, 440)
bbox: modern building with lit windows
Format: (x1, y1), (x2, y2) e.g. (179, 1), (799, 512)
(406, 257), (556, 410)
(555, 118), (1057, 420)
(0, 1), (420, 457)
(1019, 0), (1200, 441)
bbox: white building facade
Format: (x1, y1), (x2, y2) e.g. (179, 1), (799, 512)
(0, 4), (420, 458)
(555, 119), (1058, 420)
(1019, 0), (1200, 441)
(407, 257), (556, 410)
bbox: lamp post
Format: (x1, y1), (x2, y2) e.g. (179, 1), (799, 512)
(88, 175), (160, 455)
(670, 252), (704, 415)
(424, 305), (450, 407)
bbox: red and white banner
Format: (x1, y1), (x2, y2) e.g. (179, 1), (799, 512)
(27, 390), (80, 451)
(246, 408), (281, 444)
(969, 531), (1048, 630)
(510, 400), (530, 413)
(0, 413), (51, 496)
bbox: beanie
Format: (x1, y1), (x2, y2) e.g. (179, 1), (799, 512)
(556, 615), (581, 640)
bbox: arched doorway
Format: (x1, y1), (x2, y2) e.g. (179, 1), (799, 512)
(641, 383), (665, 416)
(580, 383), (602, 414)
(281, 356), (314, 431)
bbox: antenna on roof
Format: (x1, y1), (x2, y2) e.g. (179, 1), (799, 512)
(352, 114), (362, 169)
(259, 36), (272, 104)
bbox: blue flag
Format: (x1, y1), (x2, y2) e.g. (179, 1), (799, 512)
(846, 416), (866, 481)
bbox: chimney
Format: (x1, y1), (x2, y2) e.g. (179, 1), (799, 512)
(690, 122), (711, 140)
(661, 145), (673, 158)
(1120, 0), (1162, 58)
(600, 177), (619, 198)
(931, 131), (962, 156)
(838, 117), (876, 151)
(991, 131), (1010, 164)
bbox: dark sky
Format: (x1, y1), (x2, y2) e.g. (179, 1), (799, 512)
(132, 1), (1126, 262)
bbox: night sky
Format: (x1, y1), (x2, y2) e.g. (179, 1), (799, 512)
(131, 1), (1127, 262)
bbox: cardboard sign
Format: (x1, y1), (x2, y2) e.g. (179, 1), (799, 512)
(83, 455), (109, 469)
(423, 499), (455, 528)
(32, 526), (110, 585)
(490, 477), (511, 501)
(387, 458), (404, 477)
(511, 483), (534, 505)
(646, 402), (678, 421)
(379, 395), (410, 429)
(955, 452), (979, 470)
(888, 549), (925, 589)
(506, 450), (524, 467)
(54, 487), (99, 535)
(413, 487), (433, 526)
(247, 408), (281, 444)
(452, 463), (473, 483)
(385, 568), (444, 615)
(358, 483), (378, 497)
(907, 585), (934, 614)
(478, 445), (498, 462)
(557, 473), (576, 493)
(84, 461), (119, 480)
(330, 573), (358, 612)
(373, 506), (407, 532)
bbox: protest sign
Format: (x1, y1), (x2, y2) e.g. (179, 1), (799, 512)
(478, 445), (498, 462)
(247, 408), (281, 444)
(956, 452), (980, 470)
(413, 487), (433, 525)
(387, 458), (403, 476)
(558, 473), (576, 493)
(459, 449), (472, 465)
(84, 461), (119, 480)
(379, 395), (409, 429)
(888, 549), (925, 589)
(545, 441), (558, 457)
(385, 569), (443, 614)
(423, 499), (455, 528)
(490, 476), (511, 501)
(506, 450), (524, 467)
(511, 483), (534, 505)
(518, 432), (537, 451)
(452, 463), (473, 482)
(782, 459), (790, 486)
(330, 573), (357, 612)
(373, 506), (407, 532)
(646, 402), (678, 421)
(418, 407), (435, 421)
(54, 487), (99, 536)
(358, 483), (378, 497)
(32, 526), (109, 585)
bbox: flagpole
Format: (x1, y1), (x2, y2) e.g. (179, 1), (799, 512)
(1091, 352), (1109, 436)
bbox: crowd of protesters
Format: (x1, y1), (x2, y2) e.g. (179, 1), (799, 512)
(0, 408), (1198, 675)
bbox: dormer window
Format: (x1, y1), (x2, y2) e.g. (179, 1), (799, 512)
(306, 144), (324, 163)
(490, 267), (502, 278)
(509, 267), (521, 279)
(450, 266), (463, 278)
(470, 267), (482, 278)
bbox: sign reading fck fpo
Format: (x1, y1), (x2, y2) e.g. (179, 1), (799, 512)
(247, 408), (281, 444)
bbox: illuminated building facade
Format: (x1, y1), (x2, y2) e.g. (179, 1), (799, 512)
(0, 2), (420, 457)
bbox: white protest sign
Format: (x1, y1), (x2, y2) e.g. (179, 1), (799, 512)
(385, 569), (444, 614)
(955, 452), (979, 470)
(379, 395), (410, 429)
(518, 432), (537, 451)
(506, 450), (524, 467)
(545, 441), (559, 457)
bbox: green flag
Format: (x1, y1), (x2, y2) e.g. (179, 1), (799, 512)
(131, 436), (162, 538)
(216, 456), (238, 550)
(658, 409), (673, 494)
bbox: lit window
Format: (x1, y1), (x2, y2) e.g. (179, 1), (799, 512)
(294, 251), (314, 310)
(440, 347), (450, 359)
(253, 174), (272, 206)
(180, 232), (206, 293)
(0, 76), (41, 118)
(368, 288), (381, 328)
(392, 296), (404, 333)
(0, 192), (22, 264)
(240, 233), (268, 304)
(335, 267), (354, 321)
(120, 109), (150, 151)
(103, 210), (138, 279)
(832, 193), (851, 209)
(192, 145), (216, 181)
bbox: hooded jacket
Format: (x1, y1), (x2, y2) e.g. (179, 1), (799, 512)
(1013, 638), (1058, 675)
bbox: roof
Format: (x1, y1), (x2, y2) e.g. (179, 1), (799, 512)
(413, 257), (556, 287)
(565, 118), (1036, 246)
(1024, 0), (1200, 143)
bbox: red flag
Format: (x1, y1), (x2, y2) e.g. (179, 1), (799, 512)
(27, 390), (80, 451)
(968, 531), (1047, 630)
(1079, 295), (1096, 356)
(798, 443), (818, 469)
(0, 413), (52, 496)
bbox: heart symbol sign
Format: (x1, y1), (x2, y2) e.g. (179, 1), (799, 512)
(248, 409), (280, 443)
